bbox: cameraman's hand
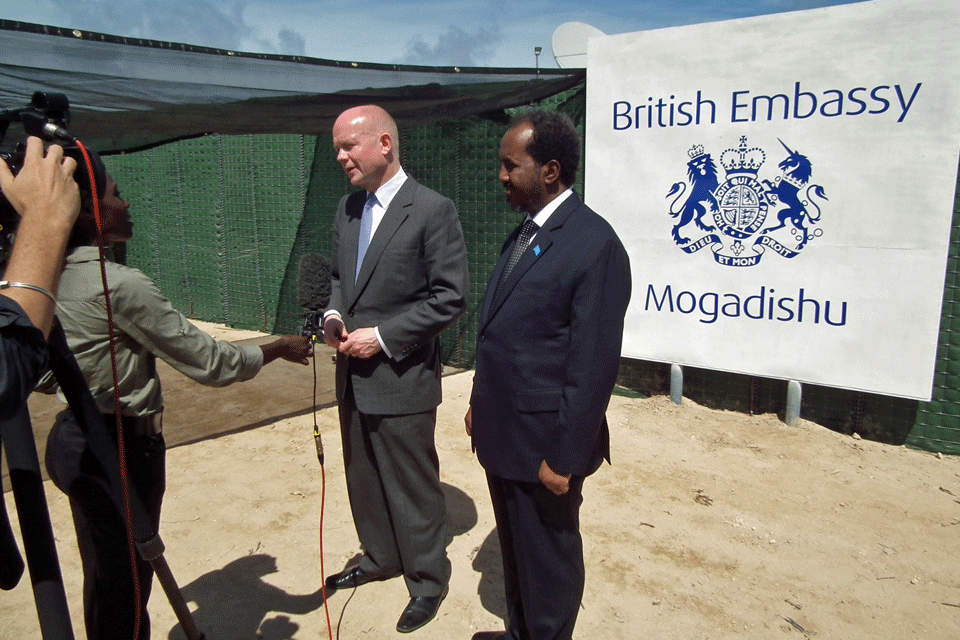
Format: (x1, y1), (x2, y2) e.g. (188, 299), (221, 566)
(0, 136), (81, 339)
(0, 136), (80, 231)
(323, 315), (347, 348)
(261, 335), (313, 366)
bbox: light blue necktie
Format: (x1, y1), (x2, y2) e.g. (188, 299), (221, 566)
(356, 193), (377, 282)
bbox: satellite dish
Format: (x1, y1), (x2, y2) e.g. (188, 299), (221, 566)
(551, 22), (606, 69)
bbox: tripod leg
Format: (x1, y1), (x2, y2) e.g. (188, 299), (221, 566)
(2, 406), (75, 640)
(0, 440), (26, 590)
(137, 535), (205, 640)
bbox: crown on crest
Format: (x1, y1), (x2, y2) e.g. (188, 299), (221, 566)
(688, 144), (705, 159)
(720, 136), (765, 176)
(780, 172), (806, 189)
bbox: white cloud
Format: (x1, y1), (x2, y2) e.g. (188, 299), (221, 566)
(0, 0), (869, 68)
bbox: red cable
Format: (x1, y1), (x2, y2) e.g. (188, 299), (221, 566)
(313, 341), (333, 640)
(76, 140), (142, 640)
(320, 465), (332, 639)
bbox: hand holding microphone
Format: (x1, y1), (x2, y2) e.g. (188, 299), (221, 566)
(322, 315), (346, 348)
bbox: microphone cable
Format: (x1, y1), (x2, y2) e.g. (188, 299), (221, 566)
(77, 139), (144, 640)
(311, 336), (333, 640)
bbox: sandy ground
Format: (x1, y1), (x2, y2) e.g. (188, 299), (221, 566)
(3, 323), (960, 640)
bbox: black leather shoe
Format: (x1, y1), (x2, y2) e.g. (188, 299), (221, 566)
(471, 633), (506, 640)
(396, 586), (448, 633)
(324, 565), (399, 591)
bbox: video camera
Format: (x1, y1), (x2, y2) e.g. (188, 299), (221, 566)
(0, 92), (107, 267)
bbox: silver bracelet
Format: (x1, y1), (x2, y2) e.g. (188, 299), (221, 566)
(0, 280), (57, 304)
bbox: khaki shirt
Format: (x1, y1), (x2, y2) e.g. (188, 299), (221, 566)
(46, 246), (263, 417)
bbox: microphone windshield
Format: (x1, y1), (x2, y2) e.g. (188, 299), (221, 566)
(297, 253), (331, 311)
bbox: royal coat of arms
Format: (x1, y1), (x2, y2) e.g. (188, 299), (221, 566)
(666, 136), (828, 267)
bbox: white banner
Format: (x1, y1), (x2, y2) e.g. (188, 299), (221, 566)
(586, 0), (960, 400)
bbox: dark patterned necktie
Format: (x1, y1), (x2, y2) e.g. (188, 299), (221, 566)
(492, 218), (538, 304)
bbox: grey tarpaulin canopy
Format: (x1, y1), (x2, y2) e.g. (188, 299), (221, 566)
(0, 20), (584, 154)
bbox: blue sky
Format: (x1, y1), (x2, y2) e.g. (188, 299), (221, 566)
(1, 0), (865, 68)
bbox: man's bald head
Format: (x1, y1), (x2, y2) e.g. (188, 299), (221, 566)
(337, 105), (399, 147)
(332, 105), (401, 193)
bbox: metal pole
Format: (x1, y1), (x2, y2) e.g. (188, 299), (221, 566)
(785, 380), (802, 426)
(670, 364), (683, 405)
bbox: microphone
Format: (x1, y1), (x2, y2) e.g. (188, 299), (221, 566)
(298, 253), (331, 311)
(297, 253), (331, 339)
(296, 253), (331, 466)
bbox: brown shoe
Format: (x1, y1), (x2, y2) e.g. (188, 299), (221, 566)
(471, 633), (506, 640)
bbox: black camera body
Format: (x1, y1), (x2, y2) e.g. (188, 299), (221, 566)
(0, 92), (106, 267)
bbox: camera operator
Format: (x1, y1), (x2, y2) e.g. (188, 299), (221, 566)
(0, 136), (80, 415)
(40, 171), (312, 640)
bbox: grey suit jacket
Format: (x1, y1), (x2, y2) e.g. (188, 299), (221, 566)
(328, 176), (468, 415)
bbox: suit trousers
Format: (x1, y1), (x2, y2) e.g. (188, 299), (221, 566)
(339, 382), (450, 598)
(486, 472), (586, 640)
(45, 409), (166, 640)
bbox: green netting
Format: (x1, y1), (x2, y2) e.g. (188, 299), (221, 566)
(107, 134), (313, 330)
(101, 86), (960, 455)
(908, 171), (960, 455)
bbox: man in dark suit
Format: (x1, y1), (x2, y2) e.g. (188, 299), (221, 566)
(465, 109), (632, 640)
(321, 104), (468, 633)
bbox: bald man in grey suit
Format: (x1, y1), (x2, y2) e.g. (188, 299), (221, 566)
(321, 105), (468, 634)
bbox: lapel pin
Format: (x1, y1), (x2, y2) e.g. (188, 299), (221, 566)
(533, 245), (541, 256)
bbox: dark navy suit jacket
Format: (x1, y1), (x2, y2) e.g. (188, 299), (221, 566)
(470, 191), (632, 483)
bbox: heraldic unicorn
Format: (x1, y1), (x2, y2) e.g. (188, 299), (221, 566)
(666, 136), (828, 267)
